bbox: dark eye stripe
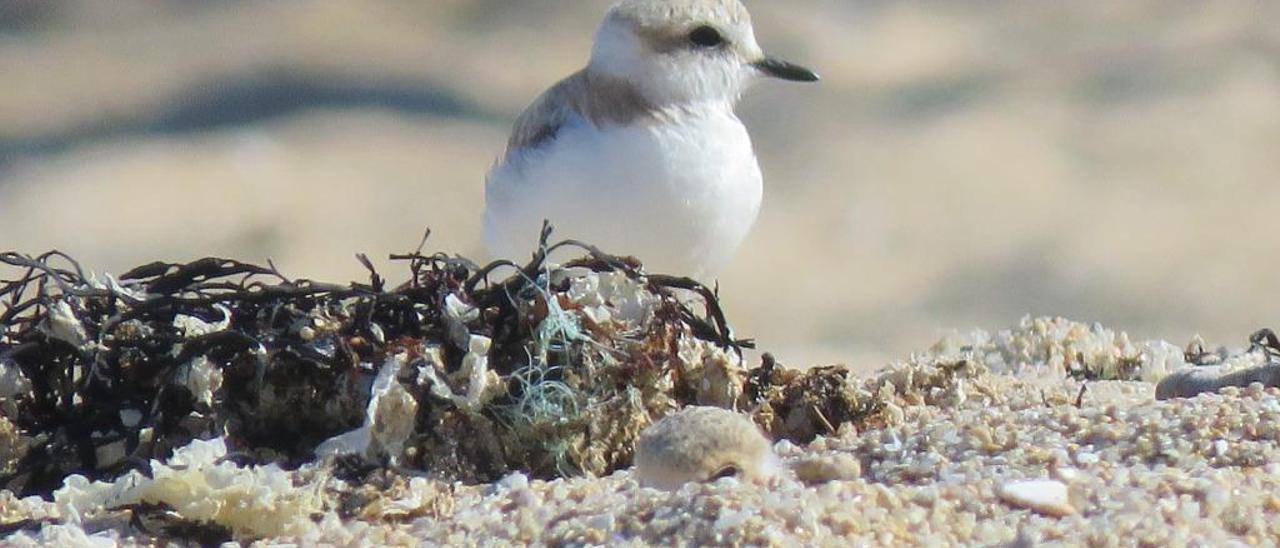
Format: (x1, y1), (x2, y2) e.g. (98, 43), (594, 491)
(688, 25), (725, 48)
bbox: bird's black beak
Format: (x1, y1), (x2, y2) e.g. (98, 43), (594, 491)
(753, 57), (820, 82)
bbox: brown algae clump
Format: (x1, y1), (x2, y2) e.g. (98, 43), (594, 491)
(1, 234), (847, 497)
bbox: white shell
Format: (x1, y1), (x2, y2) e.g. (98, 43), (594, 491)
(998, 479), (1076, 517)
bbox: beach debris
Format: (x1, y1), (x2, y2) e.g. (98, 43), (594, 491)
(41, 299), (90, 350)
(929, 316), (1159, 381)
(1140, 341), (1188, 383)
(0, 237), (756, 491)
(0, 356), (30, 400)
(1155, 329), (1280, 400)
(923, 317), (1280, 396)
(172, 304), (231, 338)
(20, 233), (1276, 542)
(315, 353), (418, 463)
(748, 356), (882, 443)
(791, 452), (862, 485)
(633, 406), (778, 491)
(51, 437), (325, 540)
(1156, 366), (1280, 400)
(0, 415), (21, 477)
(997, 479), (1076, 517)
(176, 355), (223, 408)
(0, 231), (884, 499)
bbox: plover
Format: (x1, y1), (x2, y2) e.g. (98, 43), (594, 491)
(483, 0), (817, 277)
(633, 406), (779, 490)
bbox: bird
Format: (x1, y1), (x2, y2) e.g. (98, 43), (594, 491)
(633, 406), (779, 491)
(483, 0), (817, 278)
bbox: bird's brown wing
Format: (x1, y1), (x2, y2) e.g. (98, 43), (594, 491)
(503, 73), (581, 158)
(502, 70), (658, 162)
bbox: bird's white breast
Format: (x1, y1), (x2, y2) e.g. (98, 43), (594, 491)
(484, 105), (762, 276)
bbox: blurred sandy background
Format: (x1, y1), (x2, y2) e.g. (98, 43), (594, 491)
(1, 0), (1277, 368)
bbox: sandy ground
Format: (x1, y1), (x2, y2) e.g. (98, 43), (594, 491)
(5, 317), (1280, 546)
(2, 0), (1280, 368)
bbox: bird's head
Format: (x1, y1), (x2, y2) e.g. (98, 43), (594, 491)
(589, 0), (818, 106)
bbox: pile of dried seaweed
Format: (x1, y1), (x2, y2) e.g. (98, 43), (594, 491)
(0, 228), (878, 499)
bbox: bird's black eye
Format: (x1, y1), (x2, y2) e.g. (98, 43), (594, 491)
(710, 465), (740, 480)
(688, 25), (725, 48)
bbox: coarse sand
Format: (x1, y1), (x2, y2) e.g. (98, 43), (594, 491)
(5, 318), (1280, 546)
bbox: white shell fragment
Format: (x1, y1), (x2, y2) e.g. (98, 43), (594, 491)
(88, 272), (149, 301)
(1139, 340), (1188, 383)
(444, 294), (481, 349)
(43, 300), (89, 349)
(177, 356), (223, 407)
(417, 337), (500, 411)
(53, 437), (324, 539)
(316, 353), (417, 462)
(461, 335), (494, 406)
(172, 305), (231, 339)
(998, 479), (1076, 517)
(634, 406), (777, 491)
(0, 357), (32, 399)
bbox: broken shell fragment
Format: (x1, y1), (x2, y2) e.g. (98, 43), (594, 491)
(998, 479), (1076, 517)
(315, 354), (417, 463)
(634, 406), (777, 491)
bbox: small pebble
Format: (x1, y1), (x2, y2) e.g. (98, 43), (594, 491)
(998, 480), (1076, 517)
(1052, 466), (1082, 483)
(791, 453), (862, 485)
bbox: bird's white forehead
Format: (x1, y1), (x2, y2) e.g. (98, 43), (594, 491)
(607, 0), (752, 30)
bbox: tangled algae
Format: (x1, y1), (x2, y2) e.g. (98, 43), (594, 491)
(0, 230), (883, 503)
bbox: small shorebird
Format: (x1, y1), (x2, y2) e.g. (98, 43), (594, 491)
(483, 0), (817, 277)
